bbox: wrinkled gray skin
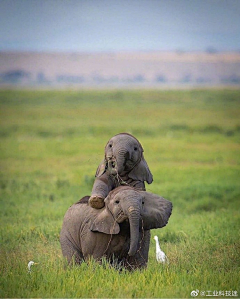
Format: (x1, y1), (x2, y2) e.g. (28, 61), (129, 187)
(89, 133), (153, 209)
(60, 186), (172, 270)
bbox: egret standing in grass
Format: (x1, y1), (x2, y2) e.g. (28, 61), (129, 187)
(153, 235), (168, 264)
(28, 261), (38, 273)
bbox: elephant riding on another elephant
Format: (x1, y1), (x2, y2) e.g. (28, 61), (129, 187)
(60, 186), (172, 270)
(89, 133), (153, 209)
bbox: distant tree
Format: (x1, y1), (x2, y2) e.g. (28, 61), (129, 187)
(180, 74), (192, 83)
(156, 75), (167, 83)
(221, 74), (240, 84)
(196, 77), (211, 83)
(0, 70), (30, 83)
(133, 74), (145, 82)
(92, 74), (105, 83)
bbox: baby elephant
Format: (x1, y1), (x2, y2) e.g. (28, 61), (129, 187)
(89, 133), (153, 209)
(60, 186), (172, 270)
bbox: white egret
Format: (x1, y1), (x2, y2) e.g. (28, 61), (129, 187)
(153, 235), (168, 264)
(28, 261), (38, 272)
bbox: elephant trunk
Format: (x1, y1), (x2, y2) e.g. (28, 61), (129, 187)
(114, 147), (129, 174)
(124, 200), (141, 256)
(107, 146), (129, 175)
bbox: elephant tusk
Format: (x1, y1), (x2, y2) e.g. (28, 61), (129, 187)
(128, 206), (135, 214)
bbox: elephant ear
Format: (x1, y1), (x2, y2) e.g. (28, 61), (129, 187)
(90, 207), (120, 235)
(95, 159), (107, 177)
(140, 192), (172, 230)
(128, 156), (153, 184)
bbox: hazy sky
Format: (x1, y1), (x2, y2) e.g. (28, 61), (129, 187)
(0, 0), (240, 52)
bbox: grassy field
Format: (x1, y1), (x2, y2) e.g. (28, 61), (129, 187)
(0, 89), (239, 298)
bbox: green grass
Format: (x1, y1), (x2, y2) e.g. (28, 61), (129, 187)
(0, 89), (239, 298)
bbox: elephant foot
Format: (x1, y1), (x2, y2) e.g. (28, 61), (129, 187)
(89, 195), (105, 209)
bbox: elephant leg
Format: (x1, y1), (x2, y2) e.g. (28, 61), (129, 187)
(130, 180), (146, 191)
(125, 230), (151, 270)
(72, 248), (84, 265)
(61, 243), (84, 265)
(89, 175), (112, 209)
(60, 234), (84, 265)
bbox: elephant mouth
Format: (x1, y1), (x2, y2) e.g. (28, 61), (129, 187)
(107, 158), (118, 175)
(116, 211), (127, 223)
(110, 160), (116, 169)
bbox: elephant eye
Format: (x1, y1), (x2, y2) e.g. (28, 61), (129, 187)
(109, 144), (112, 148)
(134, 146), (138, 151)
(142, 201), (145, 205)
(115, 200), (120, 204)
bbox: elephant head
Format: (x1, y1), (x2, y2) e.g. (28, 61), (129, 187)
(96, 133), (153, 184)
(91, 186), (172, 257)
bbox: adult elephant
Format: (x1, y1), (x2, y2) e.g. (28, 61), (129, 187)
(60, 186), (172, 270)
(89, 133), (153, 209)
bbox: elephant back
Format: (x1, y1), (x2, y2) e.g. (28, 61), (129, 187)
(61, 200), (99, 233)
